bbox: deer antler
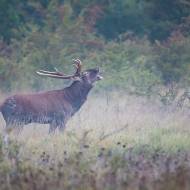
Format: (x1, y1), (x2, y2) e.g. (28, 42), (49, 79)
(36, 59), (82, 79)
(37, 67), (63, 76)
(72, 58), (82, 77)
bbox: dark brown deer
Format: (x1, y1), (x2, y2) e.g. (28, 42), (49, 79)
(0, 59), (103, 136)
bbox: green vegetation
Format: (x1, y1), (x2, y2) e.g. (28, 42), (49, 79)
(1, 1), (190, 190)
(0, 0), (190, 96)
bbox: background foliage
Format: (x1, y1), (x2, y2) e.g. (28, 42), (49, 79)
(0, 0), (190, 96)
(1, 2), (190, 189)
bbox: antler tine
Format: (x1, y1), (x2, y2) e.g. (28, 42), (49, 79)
(37, 68), (63, 76)
(73, 58), (82, 76)
(36, 69), (77, 79)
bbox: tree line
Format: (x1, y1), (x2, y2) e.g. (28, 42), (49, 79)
(0, 0), (190, 98)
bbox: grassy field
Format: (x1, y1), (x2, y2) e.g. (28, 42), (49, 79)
(0, 93), (190, 190)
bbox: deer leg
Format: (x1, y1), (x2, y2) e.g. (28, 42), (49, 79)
(3, 122), (14, 145)
(3, 122), (24, 145)
(49, 121), (57, 134)
(58, 122), (66, 133)
(13, 124), (24, 136)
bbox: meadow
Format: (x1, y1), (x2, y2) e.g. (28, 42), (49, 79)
(0, 92), (190, 190)
(1, 1), (190, 190)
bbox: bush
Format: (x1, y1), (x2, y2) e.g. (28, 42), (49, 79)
(86, 37), (162, 95)
(0, 1), (190, 97)
(155, 32), (190, 86)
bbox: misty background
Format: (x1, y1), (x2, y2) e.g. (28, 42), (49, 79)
(0, 0), (189, 104)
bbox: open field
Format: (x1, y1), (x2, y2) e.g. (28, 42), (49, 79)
(0, 93), (190, 190)
(1, 1), (190, 190)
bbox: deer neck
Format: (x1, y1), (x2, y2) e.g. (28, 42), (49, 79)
(64, 81), (93, 110)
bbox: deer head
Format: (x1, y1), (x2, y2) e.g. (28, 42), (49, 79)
(36, 59), (103, 85)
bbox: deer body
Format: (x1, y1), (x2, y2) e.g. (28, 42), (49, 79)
(0, 59), (102, 134)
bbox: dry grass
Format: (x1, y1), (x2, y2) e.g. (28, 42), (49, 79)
(0, 92), (190, 190)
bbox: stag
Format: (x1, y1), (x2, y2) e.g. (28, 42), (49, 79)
(0, 59), (103, 135)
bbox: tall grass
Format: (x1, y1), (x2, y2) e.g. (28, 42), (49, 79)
(0, 92), (190, 190)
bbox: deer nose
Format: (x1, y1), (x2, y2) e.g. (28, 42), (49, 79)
(97, 74), (103, 80)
